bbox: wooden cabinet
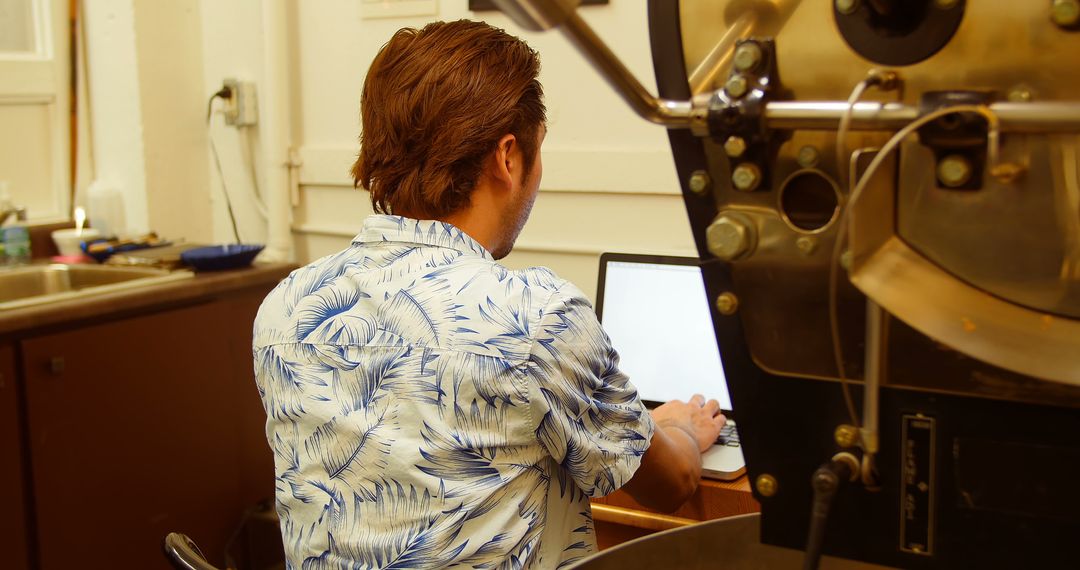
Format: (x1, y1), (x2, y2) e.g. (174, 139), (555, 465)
(1, 343), (32, 570)
(13, 291), (276, 570)
(591, 477), (760, 549)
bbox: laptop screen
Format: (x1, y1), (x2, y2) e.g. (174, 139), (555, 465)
(597, 255), (732, 411)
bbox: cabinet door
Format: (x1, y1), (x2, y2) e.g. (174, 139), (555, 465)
(0, 343), (32, 570)
(21, 299), (269, 570)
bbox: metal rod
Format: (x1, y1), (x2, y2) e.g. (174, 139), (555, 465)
(764, 101), (1080, 132)
(688, 11), (757, 96)
(861, 298), (884, 455)
(558, 12), (693, 127)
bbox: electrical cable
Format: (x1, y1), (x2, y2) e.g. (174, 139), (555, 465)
(827, 104), (1007, 436)
(207, 90), (243, 244)
(832, 71), (903, 429)
(802, 456), (858, 570)
(238, 129), (270, 218)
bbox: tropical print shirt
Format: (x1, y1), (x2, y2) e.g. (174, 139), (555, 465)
(253, 215), (655, 569)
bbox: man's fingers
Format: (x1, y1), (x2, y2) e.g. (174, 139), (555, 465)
(704, 399), (721, 417)
(689, 394), (706, 407)
(713, 413), (727, 429)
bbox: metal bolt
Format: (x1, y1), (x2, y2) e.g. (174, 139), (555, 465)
(795, 236), (817, 256)
(756, 474), (779, 497)
(1007, 86), (1033, 102)
(715, 292), (739, 315)
(937, 154), (973, 188)
(834, 424), (860, 448)
(688, 170), (712, 195)
(706, 214), (754, 261)
(723, 136), (747, 158)
(733, 42), (763, 72)
(1053, 0), (1080, 27)
(835, 0), (860, 15)
(725, 74), (749, 99)
(934, 0), (960, 9)
(796, 145), (820, 168)
(731, 163), (762, 192)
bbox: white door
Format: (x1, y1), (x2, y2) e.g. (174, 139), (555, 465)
(0, 0), (70, 222)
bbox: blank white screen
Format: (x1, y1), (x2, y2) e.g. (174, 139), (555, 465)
(600, 260), (732, 410)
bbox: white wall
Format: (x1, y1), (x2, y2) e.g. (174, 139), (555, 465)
(82, 0), (214, 242)
(91, 0), (699, 297)
(198, 0), (270, 246)
(83, 0), (148, 234)
(289, 1), (696, 298)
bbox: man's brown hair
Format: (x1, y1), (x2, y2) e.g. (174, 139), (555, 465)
(352, 20), (546, 219)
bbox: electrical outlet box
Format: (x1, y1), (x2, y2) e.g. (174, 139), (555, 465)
(223, 78), (258, 127)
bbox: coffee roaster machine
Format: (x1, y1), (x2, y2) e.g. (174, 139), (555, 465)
(495, 0), (1080, 567)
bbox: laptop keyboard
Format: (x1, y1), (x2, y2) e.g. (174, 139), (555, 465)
(715, 421), (741, 447)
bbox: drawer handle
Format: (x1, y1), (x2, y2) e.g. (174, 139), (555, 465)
(49, 356), (65, 375)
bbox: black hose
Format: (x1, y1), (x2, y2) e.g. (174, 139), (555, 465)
(802, 459), (855, 570)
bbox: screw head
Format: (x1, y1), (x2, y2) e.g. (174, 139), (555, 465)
(937, 154), (973, 188)
(706, 215), (753, 260)
(840, 250), (853, 270)
(725, 74), (749, 99)
(715, 292), (739, 315)
(723, 136), (747, 158)
(731, 163), (761, 192)
(733, 42), (763, 72)
(834, 424), (860, 448)
(756, 474), (778, 497)
(1053, 0), (1080, 27)
(795, 236), (817, 255)
(796, 145), (820, 168)
(1007, 86), (1033, 102)
(835, 0), (860, 15)
(688, 170), (712, 195)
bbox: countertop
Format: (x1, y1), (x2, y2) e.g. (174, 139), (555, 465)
(0, 262), (295, 339)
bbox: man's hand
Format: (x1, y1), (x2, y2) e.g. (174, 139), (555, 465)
(622, 393), (727, 511)
(651, 394), (726, 453)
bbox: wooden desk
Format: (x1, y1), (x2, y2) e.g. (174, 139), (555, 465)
(590, 477), (760, 549)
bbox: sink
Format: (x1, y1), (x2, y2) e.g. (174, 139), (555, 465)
(0, 264), (194, 310)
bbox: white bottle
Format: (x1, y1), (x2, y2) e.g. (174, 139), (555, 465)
(86, 181), (127, 237)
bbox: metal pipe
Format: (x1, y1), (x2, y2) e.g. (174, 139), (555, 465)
(260, 0), (294, 262)
(861, 298), (884, 456)
(688, 11), (758, 96)
(558, 12), (693, 127)
(764, 101), (1080, 132)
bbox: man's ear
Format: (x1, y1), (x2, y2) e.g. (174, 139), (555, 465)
(487, 134), (518, 191)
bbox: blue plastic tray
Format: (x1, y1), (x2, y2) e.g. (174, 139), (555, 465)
(180, 244), (264, 271)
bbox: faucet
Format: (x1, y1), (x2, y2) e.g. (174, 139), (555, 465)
(0, 202), (23, 226)
(0, 204), (19, 226)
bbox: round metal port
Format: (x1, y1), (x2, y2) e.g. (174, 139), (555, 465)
(778, 170), (840, 233)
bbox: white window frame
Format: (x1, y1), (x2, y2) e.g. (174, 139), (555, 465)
(0, 0), (71, 222)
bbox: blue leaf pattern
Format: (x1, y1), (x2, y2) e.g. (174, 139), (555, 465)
(254, 215), (654, 568)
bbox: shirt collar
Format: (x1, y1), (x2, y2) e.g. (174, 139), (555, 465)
(353, 214), (494, 261)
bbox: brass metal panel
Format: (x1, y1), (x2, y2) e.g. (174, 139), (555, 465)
(897, 135), (1080, 318)
(714, 133), (875, 380)
(850, 236), (1080, 385)
(678, 0), (1080, 383)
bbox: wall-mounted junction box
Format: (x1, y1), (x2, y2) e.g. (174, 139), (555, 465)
(223, 79), (257, 127)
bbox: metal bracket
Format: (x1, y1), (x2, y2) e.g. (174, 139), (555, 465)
(917, 91), (996, 190)
(707, 38), (790, 193)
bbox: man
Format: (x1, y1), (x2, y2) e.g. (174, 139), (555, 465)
(253, 20), (725, 569)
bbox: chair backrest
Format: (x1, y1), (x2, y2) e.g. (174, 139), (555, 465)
(163, 532), (224, 570)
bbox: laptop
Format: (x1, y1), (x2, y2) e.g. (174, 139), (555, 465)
(595, 253), (746, 481)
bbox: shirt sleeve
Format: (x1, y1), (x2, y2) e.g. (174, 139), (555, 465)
(526, 282), (655, 497)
